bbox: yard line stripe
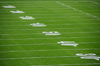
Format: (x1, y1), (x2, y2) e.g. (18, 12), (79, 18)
(59, 63), (100, 66)
(0, 43), (57, 46)
(0, 37), (100, 40)
(0, 56), (77, 60)
(1, 3), (97, 5)
(0, 14), (99, 15)
(79, 42), (100, 43)
(55, 1), (100, 19)
(32, 10), (99, 11)
(1, 5), (99, 7)
(0, 1), (93, 3)
(0, 16), (98, 18)
(0, 33), (42, 35)
(0, 25), (30, 27)
(0, 29), (100, 31)
(0, 20), (100, 22)
(0, 32), (100, 35)
(0, 15), (94, 17)
(49, 20), (100, 21)
(0, 17), (98, 19)
(0, 11), (100, 13)
(0, 5), (99, 7)
(1, 5), (99, 6)
(0, 27), (100, 30)
(0, 25), (30, 26)
(0, 42), (100, 46)
(62, 32), (100, 33)
(1, 9), (100, 10)
(0, 48), (100, 53)
(0, 23), (100, 26)
(31, 63), (100, 66)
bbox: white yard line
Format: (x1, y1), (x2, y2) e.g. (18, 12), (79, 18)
(0, 17), (98, 19)
(0, 36), (100, 40)
(0, 20), (99, 22)
(0, 32), (100, 35)
(0, 33), (42, 35)
(1, 5), (99, 7)
(1, 9), (100, 11)
(0, 56), (77, 60)
(31, 63), (100, 66)
(52, 19), (98, 21)
(0, 1), (94, 3)
(0, 25), (30, 26)
(0, 27), (100, 31)
(0, 48), (100, 53)
(0, 13), (98, 15)
(55, 1), (100, 20)
(0, 43), (57, 46)
(0, 23), (100, 26)
(59, 63), (100, 65)
(0, 28), (100, 31)
(62, 32), (100, 33)
(1, 5), (100, 7)
(0, 10), (100, 12)
(79, 42), (100, 43)
(0, 42), (100, 46)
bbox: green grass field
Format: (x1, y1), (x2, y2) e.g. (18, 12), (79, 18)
(0, 0), (100, 66)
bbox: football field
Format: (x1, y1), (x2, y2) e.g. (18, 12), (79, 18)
(0, 0), (100, 66)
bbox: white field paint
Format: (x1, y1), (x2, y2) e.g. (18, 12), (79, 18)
(0, 42), (100, 46)
(0, 18), (99, 20)
(76, 53), (96, 56)
(76, 53), (100, 60)
(30, 23), (47, 27)
(58, 41), (78, 47)
(1, 4), (98, 6)
(0, 33), (42, 35)
(42, 31), (61, 35)
(10, 10), (25, 13)
(0, 43), (57, 46)
(58, 41), (75, 44)
(30, 63), (100, 66)
(0, 17), (99, 20)
(2, 5), (16, 8)
(0, 42), (100, 47)
(19, 16), (35, 19)
(0, 36), (100, 40)
(0, 27), (100, 30)
(61, 43), (78, 47)
(0, 10), (100, 12)
(1, 15), (99, 18)
(55, 1), (100, 20)
(0, 16), (98, 18)
(0, 29), (100, 31)
(81, 56), (100, 60)
(0, 33), (100, 36)
(0, 14), (99, 16)
(0, 56), (77, 60)
(49, 19), (100, 21)
(0, 22), (100, 24)
(0, 23), (100, 26)
(0, 48), (100, 53)
(0, 1), (94, 3)
(79, 42), (100, 43)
